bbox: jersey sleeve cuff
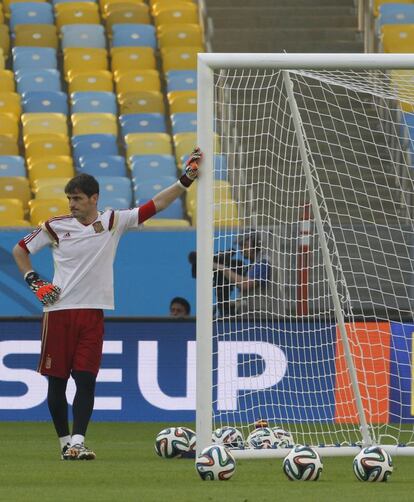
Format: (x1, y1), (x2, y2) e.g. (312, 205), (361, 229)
(138, 199), (156, 224)
(18, 239), (30, 254)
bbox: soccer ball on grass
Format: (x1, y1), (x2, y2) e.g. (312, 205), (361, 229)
(195, 444), (236, 480)
(212, 426), (244, 448)
(282, 445), (323, 481)
(247, 427), (277, 449)
(353, 446), (393, 482)
(154, 427), (190, 458)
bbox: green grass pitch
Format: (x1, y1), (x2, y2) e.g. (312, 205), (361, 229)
(1, 422), (413, 502)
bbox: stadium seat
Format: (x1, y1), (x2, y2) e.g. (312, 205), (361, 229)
(149, 0), (194, 9)
(110, 46), (156, 71)
(12, 47), (58, 71)
(377, 4), (414, 35)
(67, 70), (114, 93)
(105, 4), (151, 33)
(77, 154), (127, 176)
(0, 50), (4, 70)
(33, 178), (70, 199)
(117, 90), (165, 114)
(98, 194), (130, 210)
(14, 24), (58, 48)
(71, 112), (118, 136)
(374, 0), (414, 17)
(0, 25), (10, 58)
(9, 2), (54, 32)
(0, 70), (15, 92)
(130, 154), (176, 180)
(161, 46), (201, 72)
(125, 132), (172, 157)
(0, 93), (21, 118)
(0, 176), (31, 208)
(0, 115), (19, 141)
(0, 136), (19, 155)
(95, 175), (132, 205)
(152, 199), (183, 219)
(21, 91), (69, 114)
(134, 176), (184, 218)
(212, 154), (228, 181)
(167, 90), (196, 113)
(153, 4), (198, 27)
(111, 23), (157, 49)
(15, 69), (61, 94)
(71, 91), (117, 114)
(55, 2), (100, 29)
(171, 112), (196, 134)
(142, 218), (190, 227)
(119, 113), (166, 135)
(63, 48), (108, 78)
(25, 136), (71, 159)
(166, 69), (196, 92)
(157, 24), (203, 48)
(114, 69), (161, 93)
(0, 156), (26, 177)
(22, 113), (68, 138)
(381, 24), (414, 52)
(28, 156), (74, 185)
(61, 24), (106, 49)
(29, 198), (70, 225)
(72, 133), (118, 159)
(0, 198), (25, 223)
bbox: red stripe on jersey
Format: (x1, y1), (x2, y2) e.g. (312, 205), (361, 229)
(18, 239), (29, 253)
(24, 227), (41, 244)
(138, 200), (156, 224)
(108, 210), (115, 230)
(45, 220), (59, 244)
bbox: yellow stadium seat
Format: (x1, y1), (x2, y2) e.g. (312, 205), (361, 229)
(105, 3), (150, 31)
(151, 0), (194, 11)
(157, 24), (203, 48)
(33, 179), (70, 199)
(68, 70), (114, 93)
(381, 24), (414, 53)
(0, 93), (21, 118)
(55, 2), (100, 29)
(153, 4), (198, 26)
(110, 47), (156, 72)
(0, 136), (18, 155)
(0, 218), (31, 227)
(71, 112), (118, 136)
(25, 136), (71, 160)
(0, 198), (24, 223)
(63, 48), (108, 79)
(185, 179), (232, 216)
(114, 69), (161, 93)
(175, 133), (220, 166)
(14, 24), (58, 49)
(125, 132), (172, 157)
(0, 70), (15, 92)
(100, 0), (145, 13)
(22, 113), (68, 139)
(0, 50), (4, 70)
(118, 90), (165, 114)
(390, 69), (414, 112)
(28, 157), (75, 186)
(167, 90), (197, 113)
(161, 46), (201, 72)
(0, 5), (4, 24)
(29, 198), (70, 225)
(0, 25), (10, 58)
(0, 177), (31, 208)
(142, 218), (190, 227)
(189, 199), (239, 227)
(0, 114), (19, 140)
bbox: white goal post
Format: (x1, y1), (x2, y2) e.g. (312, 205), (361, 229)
(195, 54), (414, 458)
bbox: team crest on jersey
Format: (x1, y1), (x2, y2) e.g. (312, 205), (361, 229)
(93, 221), (104, 233)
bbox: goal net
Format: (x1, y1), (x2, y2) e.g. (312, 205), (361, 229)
(196, 54), (414, 458)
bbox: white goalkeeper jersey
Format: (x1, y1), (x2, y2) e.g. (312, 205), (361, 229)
(21, 208), (141, 312)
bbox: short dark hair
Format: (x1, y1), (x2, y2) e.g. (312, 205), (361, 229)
(65, 173), (99, 197)
(170, 297), (191, 315)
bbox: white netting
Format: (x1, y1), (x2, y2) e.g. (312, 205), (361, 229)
(208, 68), (414, 451)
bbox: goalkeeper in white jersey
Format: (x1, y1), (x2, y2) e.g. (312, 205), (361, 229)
(12, 148), (202, 460)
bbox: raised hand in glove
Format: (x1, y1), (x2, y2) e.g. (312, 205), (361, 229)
(179, 147), (203, 188)
(24, 271), (61, 306)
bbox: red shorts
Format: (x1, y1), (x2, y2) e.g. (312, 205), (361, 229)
(38, 309), (104, 379)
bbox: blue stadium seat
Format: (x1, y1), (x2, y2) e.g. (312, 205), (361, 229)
(9, 2), (54, 32)
(171, 112), (197, 134)
(151, 199), (183, 219)
(111, 24), (157, 49)
(95, 176), (132, 206)
(15, 69), (61, 94)
(71, 91), (118, 114)
(72, 134), (119, 161)
(134, 176), (183, 218)
(12, 47), (58, 71)
(0, 156), (26, 177)
(377, 4), (414, 34)
(77, 155), (127, 177)
(22, 91), (69, 114)
(166, 70), (197, 92)
(130, 154), (176, 181)
(119, 113), (166, 136)
(61, 24), (106, 49)
(98, 195), (131, 211)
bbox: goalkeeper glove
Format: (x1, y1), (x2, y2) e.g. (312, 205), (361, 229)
(179, 147), (203, 188)
(24, 271), (61, 306)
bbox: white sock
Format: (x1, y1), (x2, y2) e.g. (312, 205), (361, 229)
(71, 434), (85, 446)
(59, 435), (71, 449)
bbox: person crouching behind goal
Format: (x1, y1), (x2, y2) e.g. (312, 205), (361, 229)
(12, 148), (203, 461)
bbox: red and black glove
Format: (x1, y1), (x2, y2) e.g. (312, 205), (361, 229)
(24, 271), (61, 306)
(179, 147), (203, 188)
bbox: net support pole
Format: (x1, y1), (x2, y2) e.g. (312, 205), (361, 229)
(282, 70), (373, 447)
(196, 57), (214, 456)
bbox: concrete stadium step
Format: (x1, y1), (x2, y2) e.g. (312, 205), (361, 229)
(214, 28), (361, 43)
(212, 15), (358, 30)
(207, 6), (357, 19)
(206, 0), (355, 7)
